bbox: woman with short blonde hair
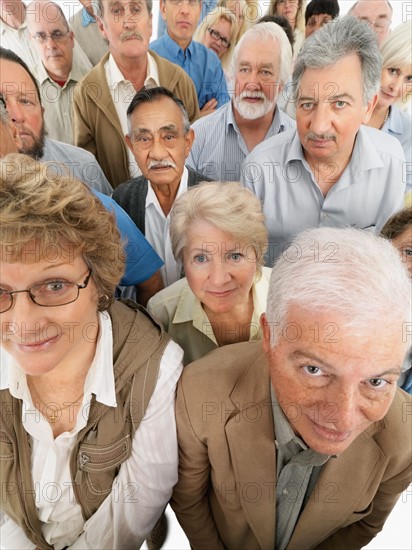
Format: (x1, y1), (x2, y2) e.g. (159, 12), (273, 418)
(148, 181), (270, 365)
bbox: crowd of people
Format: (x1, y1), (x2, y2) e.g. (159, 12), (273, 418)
(0, 0), (411, 548)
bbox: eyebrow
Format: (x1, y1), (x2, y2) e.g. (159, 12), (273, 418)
(298, 93), (355, 103)
(133, 124), (178, 134)
(291, 350), (401, 378)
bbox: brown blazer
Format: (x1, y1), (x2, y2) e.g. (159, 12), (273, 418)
(171, 341), (412, 550)
(72, 51), (200, 188)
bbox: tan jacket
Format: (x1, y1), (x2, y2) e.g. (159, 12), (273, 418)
(171, 341), (412, 550)
(73, 51), (200, 188)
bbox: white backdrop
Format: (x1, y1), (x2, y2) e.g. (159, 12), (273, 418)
(24, 1), (412, 549)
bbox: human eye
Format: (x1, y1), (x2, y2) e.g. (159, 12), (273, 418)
(227, 252), (243, 262)
(164, 134), (176, 141)
(401, 247), (412, 257)
(405, 75), (412, 83)
(300, 101), (314, 110)
(34, 32), (47, 42)
(239, 66), (250, 74)
(302, 365), (324, 377)
(193, 254), (208, 264)
(334, 100), (347, 109)
(365, 378), (388, 389)
(110, 3), (123, 14)
(36, 280), (70, 295)
(131, 3), (142, 13)
(52, 30), (64, 40)
(261, 69), (273, 77)
(388, 68), (399, 76)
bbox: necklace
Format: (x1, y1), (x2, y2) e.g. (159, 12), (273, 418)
(380, 107), (390, 129)
(35, 392), (84, 423)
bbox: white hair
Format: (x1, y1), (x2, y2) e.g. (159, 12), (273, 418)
(231, 21), (293, 86)
(266, 227), (411, 347)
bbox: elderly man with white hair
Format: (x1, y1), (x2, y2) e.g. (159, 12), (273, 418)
(171, 225), (412, 549)
(186, 22), (295, 181)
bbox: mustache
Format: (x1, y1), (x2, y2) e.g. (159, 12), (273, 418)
(120, 30), (143, 42)
(306, 132), (336, 141)
(239, 90), (266, 100)
(148, 160), (177, 169)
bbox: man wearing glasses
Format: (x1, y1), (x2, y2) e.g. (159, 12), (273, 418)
(26, 1), (91, 145)
(187, 22), (295, 181)
(348, 0), (392, 45)
(151, 0), (229, 116)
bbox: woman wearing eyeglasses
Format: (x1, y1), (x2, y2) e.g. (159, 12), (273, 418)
(193, 7), (238, 73)
(0, 154), (183, 549)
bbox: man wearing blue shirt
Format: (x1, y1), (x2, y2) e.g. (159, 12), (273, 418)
(151, 0), (229, 115)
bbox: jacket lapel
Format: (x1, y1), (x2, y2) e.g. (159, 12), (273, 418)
(225, 352), (277, 550)
(288, 422), (386, 548)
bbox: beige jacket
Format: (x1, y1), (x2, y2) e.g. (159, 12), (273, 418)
(73, 51), (200, 188)
(171, 341), (412, 550)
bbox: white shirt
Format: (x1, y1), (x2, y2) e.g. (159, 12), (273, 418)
(0, 311), (183, 549)
(105, 53), (159, 180)
(145, 167), (188, 287)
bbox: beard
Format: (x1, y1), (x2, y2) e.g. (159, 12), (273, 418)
(18, 122), (47, 159)
(234, 90), (276, 120)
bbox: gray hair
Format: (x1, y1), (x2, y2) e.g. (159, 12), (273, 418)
(231, 21), (293, 86)
(91, 0), (153, 18)
(265, 227), (412, 348)
(0, 94), (9, 125)
(292, 15), (382, 104)
(170, 181), (268, 272)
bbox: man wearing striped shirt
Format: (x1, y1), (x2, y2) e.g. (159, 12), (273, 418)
(186, 22), (295, 181)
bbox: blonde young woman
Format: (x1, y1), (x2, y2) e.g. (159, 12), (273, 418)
(193, 7), (238, 72)
(367, 22), (412, 193)
(147, 181), (270, 365)
(217, 0), (256, 43)
(269, 0), (306, 55)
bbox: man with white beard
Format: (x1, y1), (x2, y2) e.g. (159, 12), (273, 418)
(186, 22), (295, 181)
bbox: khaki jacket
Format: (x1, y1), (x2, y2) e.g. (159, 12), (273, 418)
(73, 51), (200, 188)
(171, 341), (412, 550)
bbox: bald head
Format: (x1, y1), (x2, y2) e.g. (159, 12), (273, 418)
(349, 1), (392, 44)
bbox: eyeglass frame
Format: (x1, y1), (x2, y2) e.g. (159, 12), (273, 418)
(30, 29), (71, 44)
(0, 269), (92, 314)
(207, 27), (231, 49)
(167, 0), (201, 6)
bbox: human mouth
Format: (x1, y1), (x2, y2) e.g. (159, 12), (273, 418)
(207, 289), (236, 298)
(380, 89), (396, 101)
(148, 160), (176, 171)
(16, 335), (60, 353)
(310, 418), (351, 443)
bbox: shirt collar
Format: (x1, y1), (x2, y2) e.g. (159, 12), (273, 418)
(82, 6), (96, 26)
(1, 311), (116, 407)
(107, 52), (159, 88)
(147, 166), (188, 208)
(161, 31), (192, 59)
(34, 59), (85, 87)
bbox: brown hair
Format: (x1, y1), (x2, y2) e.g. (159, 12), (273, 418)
(380, 206), (412, 240)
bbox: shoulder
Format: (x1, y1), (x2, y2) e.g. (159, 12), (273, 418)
(42, 138), (96, 162)
(181, 341), (266, 401)
(113, 176), (148, 200)
(152, 51), (195, 88)
(75, 53), (109, 89)
(360, 125), (405, 161)
(148, 278), (189, 313)
(187, 167), (214, 183)
(192, 102), (229, 131)
(247, 128), (297, 161)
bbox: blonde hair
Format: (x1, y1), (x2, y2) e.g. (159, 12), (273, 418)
(380, 22), (412, 106)
(193, 8), (238, 71)
(0, 154), (125, 311)
(269, 0), (306, 35)
(170, 181), (268, 271)
(217, 0), (254, 43)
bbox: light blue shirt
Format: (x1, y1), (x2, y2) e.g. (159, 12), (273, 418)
(241, 126), (406, 266)
(150, 31), (229, 109)
(381, 105), (412, 193)
(187, 101), (296, 181)
(81, 6), (96, 26)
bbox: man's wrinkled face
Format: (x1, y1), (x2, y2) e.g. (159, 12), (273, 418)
(350, 0), (392, 44)
(0, 59), (46, 159)
(160, 0), (202, 48)
(98, 0), (152, 63)
(262, 306), (406, 455)
(126, 96), (194, 190)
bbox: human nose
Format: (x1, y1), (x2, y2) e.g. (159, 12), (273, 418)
(123, 6), (137, 27)
(6, 98), (24, 124)
(208, 259), (231, 286)
(244, 71), (261, 91)
(327, 384), (358, 432)
(148, 135), (168, 160)
(309, 104), (332, 135)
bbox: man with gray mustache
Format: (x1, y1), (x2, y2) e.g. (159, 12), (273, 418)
(186, 22), (295, 182)
(242, 16), (406, 266)
(113, 86), (212, 287)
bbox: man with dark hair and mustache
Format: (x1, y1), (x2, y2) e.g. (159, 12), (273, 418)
(73, 0), (200, 189)
(113, 86), (212, 287)
(186, 23), (295, 182)
(242, 16), (406, 267)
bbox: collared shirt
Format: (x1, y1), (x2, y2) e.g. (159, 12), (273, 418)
(33, 61), (89, 144)
(150, 32), (229, 109)
(187, 101), (296, 181)
(0, 17), (39, 69)
(147, 266), (271, 365)
(0, 312), (183, 549)
(70, 8), (108, 66)
(271, 388), (331, 550)
(105, 53), (159, 179)
(145, 167), (188, 287)
(381, 105), (412, 193)
(242, 126), (406, 266)
(81, 6), (96, 26)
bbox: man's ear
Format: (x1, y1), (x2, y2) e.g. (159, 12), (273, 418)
(125, 133), (133, 153)
(97, 16), (108, 41)
(160, 0), (167, 21)
(261, 313), (272, 355)
(362, 93), (379, 125)
(184, 128), (195, 157)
